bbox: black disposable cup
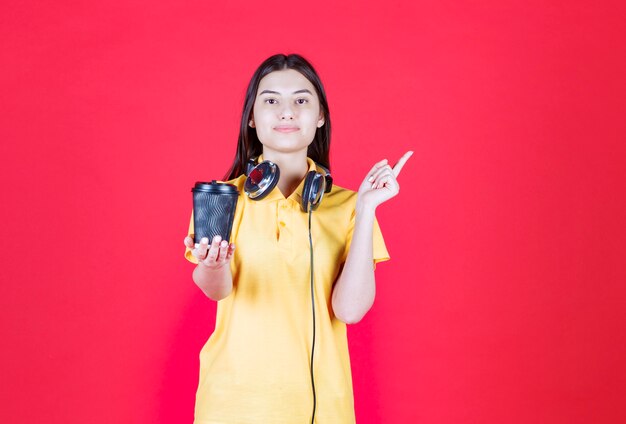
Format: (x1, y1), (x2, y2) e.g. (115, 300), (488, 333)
(191, 181), (239, 245)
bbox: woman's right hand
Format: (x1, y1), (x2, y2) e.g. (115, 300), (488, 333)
(184, 235), (236, 269)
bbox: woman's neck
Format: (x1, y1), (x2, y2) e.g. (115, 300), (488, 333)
(262, 150), (309, 198)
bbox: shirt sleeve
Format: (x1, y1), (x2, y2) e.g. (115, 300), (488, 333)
(372, 217), (390, 268)
(184, 211), (199, 264)
(343, 209), (391, 269)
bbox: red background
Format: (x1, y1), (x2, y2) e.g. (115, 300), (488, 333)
(1, 1), (625, 423)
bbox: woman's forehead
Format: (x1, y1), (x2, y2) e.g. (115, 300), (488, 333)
(257, 69), (316, 94)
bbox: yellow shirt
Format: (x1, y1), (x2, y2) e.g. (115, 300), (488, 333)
(185, 157), (390, 423)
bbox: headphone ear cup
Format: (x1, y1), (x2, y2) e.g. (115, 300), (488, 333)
(301, 171), (326, 212)
(314, 163), (333, 194)
(244, 161), (280, 200)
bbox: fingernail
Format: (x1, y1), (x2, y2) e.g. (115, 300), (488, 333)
(220, 241), (228, 247)
(368, 176), (374, 182)
(215, 235), (222, 242)
(201, 237), (208, 244)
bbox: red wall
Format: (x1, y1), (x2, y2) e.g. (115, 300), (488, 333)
(1, 1), (625, 423)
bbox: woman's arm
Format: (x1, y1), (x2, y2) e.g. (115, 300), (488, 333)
(331, 151), (413, 324)
(331, 202), (377, 324)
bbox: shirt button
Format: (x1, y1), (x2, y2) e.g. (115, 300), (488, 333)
(279, 221), (286, 226)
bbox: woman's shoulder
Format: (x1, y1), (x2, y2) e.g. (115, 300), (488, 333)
(324, 183), (358, 208)
(223, 174), (247, 193)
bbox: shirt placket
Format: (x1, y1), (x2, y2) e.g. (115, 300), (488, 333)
(276, 199), (293, 252)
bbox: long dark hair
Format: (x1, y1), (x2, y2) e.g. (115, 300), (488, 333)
(224, 54), (332, 180)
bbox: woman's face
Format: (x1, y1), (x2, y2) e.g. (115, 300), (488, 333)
(251, 69), (325, 156)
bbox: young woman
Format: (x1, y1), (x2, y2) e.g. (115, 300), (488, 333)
(183, 53), (412, 423)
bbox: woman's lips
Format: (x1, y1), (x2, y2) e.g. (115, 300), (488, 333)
(274, 126), (299, 133)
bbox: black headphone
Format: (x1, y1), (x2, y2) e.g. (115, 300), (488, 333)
(244, 157), (333, 213)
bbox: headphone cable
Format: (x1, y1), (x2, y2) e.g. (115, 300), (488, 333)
(308, 208), (317, 424)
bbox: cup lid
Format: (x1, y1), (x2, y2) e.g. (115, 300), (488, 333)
(192, 180), (239, 194)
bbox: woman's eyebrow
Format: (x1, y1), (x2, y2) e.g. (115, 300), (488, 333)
(259, 89), (313, 95)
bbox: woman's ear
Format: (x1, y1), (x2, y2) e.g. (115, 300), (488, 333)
(317, 112), (325, 128)
(249, 117), (255, 128)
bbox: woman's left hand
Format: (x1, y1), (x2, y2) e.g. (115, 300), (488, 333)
(357, 151), (413, 211)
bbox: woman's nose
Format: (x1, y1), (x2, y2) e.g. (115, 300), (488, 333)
(279, 104), (294, 119)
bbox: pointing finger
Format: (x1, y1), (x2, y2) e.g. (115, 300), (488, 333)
(392, 151), (413, 177)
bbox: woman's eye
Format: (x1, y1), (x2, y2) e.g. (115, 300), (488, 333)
(265, 98), (277, 105)
(296, 98), (308, 105)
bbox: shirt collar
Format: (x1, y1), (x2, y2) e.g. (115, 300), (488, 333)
(254, 154), (317, 203)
